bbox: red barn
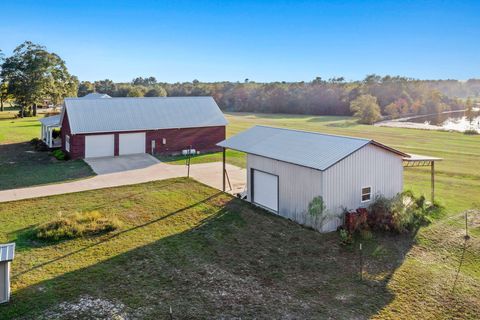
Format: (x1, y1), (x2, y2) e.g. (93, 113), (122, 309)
(59, 96), (227, 159)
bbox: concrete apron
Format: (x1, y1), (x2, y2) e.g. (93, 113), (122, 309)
(0, 160), (246, 203)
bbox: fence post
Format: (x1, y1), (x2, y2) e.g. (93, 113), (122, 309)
(359, 243), (363, 281)
(222, 148), (226, 192)
(186, 145), (192, 178)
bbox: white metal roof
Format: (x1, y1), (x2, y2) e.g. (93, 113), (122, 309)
(64, 97), (227, 134)
(218, 126), (407, 171)
(81, 93), (111, 99)
(0, 243), (15, 262)
(403, 153), (442, 161)
(38, 114), (61, 126)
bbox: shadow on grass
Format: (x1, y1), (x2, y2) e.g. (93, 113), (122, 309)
(306, 116), (352, 123)
(1, 197), (417, 319)
(325, 121), (359, 128)
(0, 142), (94, 191)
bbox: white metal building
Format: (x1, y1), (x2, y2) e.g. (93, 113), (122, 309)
(218, 126), (409, 232)
(0, 243), (15, 304)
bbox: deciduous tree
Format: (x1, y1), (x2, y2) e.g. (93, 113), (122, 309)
(350, 94), (382, 124)
(1, 41), (77, 117)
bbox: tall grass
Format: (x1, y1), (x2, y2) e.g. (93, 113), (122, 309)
(36, 211), (122, 241)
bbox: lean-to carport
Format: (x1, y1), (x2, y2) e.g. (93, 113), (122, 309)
(403, 153), (442, 203)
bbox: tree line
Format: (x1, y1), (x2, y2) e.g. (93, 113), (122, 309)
(1, 41), (476, 123)
(82, 75), (468, 123)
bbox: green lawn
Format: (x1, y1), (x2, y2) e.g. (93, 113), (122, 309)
(157, 149), (246, 168)
(0, 178), (477, 319)
(0, 110), (94, 190)
(0, 111), (478, 318)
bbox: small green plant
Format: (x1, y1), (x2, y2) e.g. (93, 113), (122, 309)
(308, 196), (331, 230)
(36, 211), (122, 241)
(308, 196), (326, 217)
(359, 229), (373, 240)
(52, 149), (67, 160)
(339, 228), (353, 246)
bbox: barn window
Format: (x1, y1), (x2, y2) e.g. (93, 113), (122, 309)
(162, 138), (167, 145)
(361, 187), (371, 202)
(65, 135), (70, 152)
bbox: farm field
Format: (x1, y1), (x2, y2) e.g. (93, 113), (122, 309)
(0, 110), (94, 190)
(0, 178), (478, 319)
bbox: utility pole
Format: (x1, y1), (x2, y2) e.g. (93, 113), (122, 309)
(431, 161), (435, 204)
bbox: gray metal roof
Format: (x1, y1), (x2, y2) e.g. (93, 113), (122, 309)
(218, 126), (406, 171)
(64, 96), (228, 134)
(81, 93), (111, 99)
(38, 114), (61, 126)
(0, 243), (15, 262)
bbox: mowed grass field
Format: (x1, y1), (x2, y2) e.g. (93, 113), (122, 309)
(0, 179), (478, 319)
(0, 109), (94, 190)
(0, 111), (478, 318)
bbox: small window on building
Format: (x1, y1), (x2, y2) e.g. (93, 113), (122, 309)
(65, 135), (70, 152)
(162, 138), (167, 145)
(361, 187), (371, 202)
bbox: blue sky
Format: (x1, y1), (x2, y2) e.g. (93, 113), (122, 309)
(1, 0), (479, 82)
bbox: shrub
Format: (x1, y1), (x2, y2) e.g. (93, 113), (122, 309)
(344, 208), (368, 233)
(52, 149), (67, 160)
(464, 129), (479, 135)
(30, 138), (49, 151)
(367, 195), (394, 231)
(36, 211), (122, 241)
(367, 191), (442, 233)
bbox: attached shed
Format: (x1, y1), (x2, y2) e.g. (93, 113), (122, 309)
(59, 96), (227, 159)
(0, 243), (15, 304)
(39, 114), (61, 148)
(218, 126), (409, 232)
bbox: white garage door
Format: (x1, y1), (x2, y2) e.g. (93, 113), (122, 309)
(119, 132), (146, 155)
(85, 134), (114, 158)
(252, 169), (279, 212)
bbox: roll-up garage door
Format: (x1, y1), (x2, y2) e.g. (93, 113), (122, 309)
(119, 132), (146, 155)
(252, 169), (279, 212)
(85, 134), (115, 158)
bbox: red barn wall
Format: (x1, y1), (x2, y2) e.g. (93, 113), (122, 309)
(62, 120), (225, 159)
